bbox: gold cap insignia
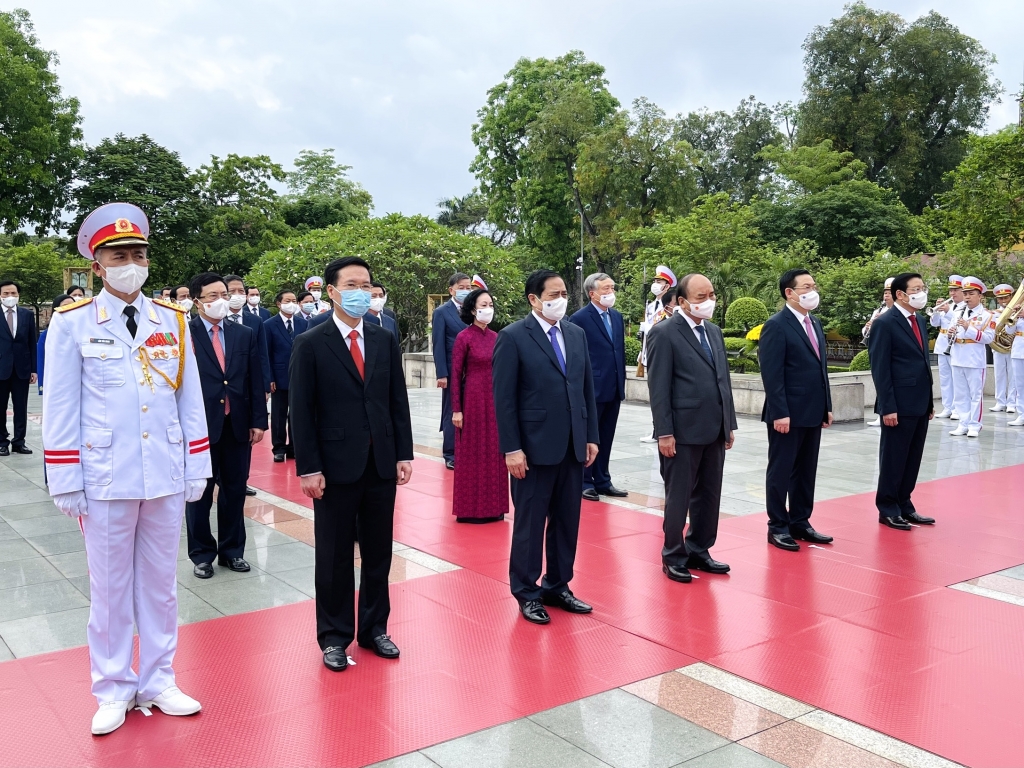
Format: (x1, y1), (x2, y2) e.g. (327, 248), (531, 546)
(114, 218), (133, 233)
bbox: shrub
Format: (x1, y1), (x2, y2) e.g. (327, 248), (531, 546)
(721, 328), (746, 338)
(848, 349), (870, 371)
(624, 336), (641, 366)
(827, 365), (850, 373)
(725, 297), (769, 331)
(723, 337), (749, 352)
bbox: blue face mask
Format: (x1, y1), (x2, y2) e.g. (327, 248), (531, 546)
(335, 289), (372, 319)
(455, 289), (471, 304)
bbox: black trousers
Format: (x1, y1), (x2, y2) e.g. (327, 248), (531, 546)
(765, 424), (822, 535)
(509, 438), (583, 602)
(314, 447), (395, 650)
(270, 388), (292, 456)
(661, 437), (725, 565)
(0, 374), (29, 449)
(186, 414), (251, 563)
(584, 399), (621, 491)
(440, 385), (455, 462)
(876, 413), (929, 519)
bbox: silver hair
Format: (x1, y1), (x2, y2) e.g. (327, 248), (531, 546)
(584, 272), (613, 296)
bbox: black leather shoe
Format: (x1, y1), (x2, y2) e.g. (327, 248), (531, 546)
(880, 516), (912, 530)
(904, 511), (935, 525)
(520, 599), (551, 624)
(542, 591), (593, 613)
(768, 533), (800, 551)
(687, 556), (730, 574)
(323, 646), (348, 671)
(0, 446), (9, 456)
(358, 634), (400, 659)
(445, 460), (455, 470)
(193, 562), (214, 579)
(791, 527), (833, 544)
(217, 556), (251, 572)
(245, 486), (257, 496)
(662, 564), (693, 583)
(582, 488), (601, 502)
(11, 446), (32, 455)
(273, 453), (285, 463)
(598, 486), (629, 498)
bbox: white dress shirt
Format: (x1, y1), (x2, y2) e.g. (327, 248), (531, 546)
(332, 312), (365, 357)
(679, 308), (709, 341)
(786, 303), (818, 346)
(532, 312), (565, 360)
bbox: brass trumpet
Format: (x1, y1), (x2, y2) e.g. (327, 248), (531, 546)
(991, 279), (1024, 354)
(925, 297), (953, 317)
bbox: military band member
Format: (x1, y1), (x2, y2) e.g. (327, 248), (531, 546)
(638, 265), (676, 374)
(864, 277), (894, 426)
(949, 277), (996, 437)
(1009, 311), (1024, 427)
(43, 203), (212, 735)
(989, 284), (1016, 413)
(304, 276), (330, 314)
(930, 275), (965, 419)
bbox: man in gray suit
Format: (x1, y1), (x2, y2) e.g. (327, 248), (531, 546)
(647, 273), (737, 583)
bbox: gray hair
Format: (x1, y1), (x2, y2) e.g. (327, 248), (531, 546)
(584, 272), (613, 296)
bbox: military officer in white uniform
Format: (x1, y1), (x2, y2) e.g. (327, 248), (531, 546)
(989, 284), (1016, 413)
(1009, 310), (1024, 427)
(43, 203), (212, 735)
(949, 276), (996, 438)
(304, 275), (330, 314)
(930, 275), (965, 419)
(638, 265), (676, 373)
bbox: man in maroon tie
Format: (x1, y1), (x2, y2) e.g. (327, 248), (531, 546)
(758, 269), (835, 551)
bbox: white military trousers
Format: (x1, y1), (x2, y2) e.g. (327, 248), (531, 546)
(993, 350), (1014, 407)
(937, 354), (956, 413)
(952, 367), (985, 431)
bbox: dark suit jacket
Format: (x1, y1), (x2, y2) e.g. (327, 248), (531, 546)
(366, 311), (399, 337)
(431, 300), (467, 380)
(492, 313), (599, 466)
(568, 302), (626, 403)
(868, 307), (934, 418)
(190, 317), (268, 444)
(647, 314), (737, 445)
(289, 319), (414, 484)
(244, 306), (271, 322)
(306, 310), (330, 330)
(758, 308), (833, 427)
(264, 313), (308, 390)
(230, 311), (272, 392)
(0, 307), (36, 380)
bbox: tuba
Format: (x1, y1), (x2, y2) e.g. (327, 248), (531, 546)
(991, 279), (1024, 354)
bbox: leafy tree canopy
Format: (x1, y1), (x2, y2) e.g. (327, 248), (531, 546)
(0, 241), (79, 310)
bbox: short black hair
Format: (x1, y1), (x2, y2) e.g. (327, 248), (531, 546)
(324, 257), (372, 288)
(297, 290), (313, 303)
(247, 285), (260, 295)
(224, 274), (245, 290)
(890, 272), (923, 299)
(170, 284), (189, 300)
(661, 285), (680, 306)
(53, 294), (72, 307)
(190, 272), (227, 301)
(0, 281), (20, 293)
(67, 285), (86, 297)
(371, 281), (387, 295)
(779, 268), (812, 298)
(275, 288), (296, 304)
(525, 269), (560, 301)
(459, 289), (491, 325)
(449, 272), (471, 288)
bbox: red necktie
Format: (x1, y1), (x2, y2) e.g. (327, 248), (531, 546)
(910, 315), (923, 349)
(348, 330), (364, 379)
(211, 324), (230, 414)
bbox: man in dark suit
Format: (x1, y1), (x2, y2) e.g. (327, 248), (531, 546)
(0, 281), (37, 456)
(493, 270), (599, 625)
(185, 273), (268, 578)
(758, 268), (835, 552)
(869, 272), (936, 531)
(569, 272), (628, 502)
(266, 290), (308, 462)
(290, 256), (414, 671)
(245, 285), (271, 321)
(367, 282), (399, 339)
(647, 273), (736, 583)
(432, 272), (470, 469)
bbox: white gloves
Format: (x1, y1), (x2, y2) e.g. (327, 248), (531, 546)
(185, 480), (208, 503)
(53, 490), (88, 518)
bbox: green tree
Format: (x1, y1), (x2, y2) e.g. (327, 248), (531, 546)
(0, 241), (77, 317)
(814, 252), (916, 339)
(0, 9), (83, 234)
(281, 149), (373, 231)
(436, 190), (511, 244)
(798, 2), (1000, 213)
(761, 139), (866, 194)
(246, 214), (524, 350)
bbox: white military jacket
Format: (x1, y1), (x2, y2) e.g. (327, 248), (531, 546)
(930, 301), (965, 356)
(950, 306), (996, 369)
(42, 291), (212, 500)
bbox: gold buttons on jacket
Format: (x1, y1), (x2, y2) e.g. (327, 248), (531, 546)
(142, 432), (149, 439)
(100, 353), (106, 359)
(86, 442), (92, 449)
(142, 405), (148, 412)
(223, 380), (228, 385)
(219, 399), (225, 404)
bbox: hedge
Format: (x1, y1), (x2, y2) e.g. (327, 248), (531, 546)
(725, 297), (769, 331)
(848, 349), (870, 371)
(624, 336), (641, 366)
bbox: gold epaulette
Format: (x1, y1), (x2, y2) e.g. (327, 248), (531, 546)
(153, 298), (187, 313)
(54, 297), (93, 313)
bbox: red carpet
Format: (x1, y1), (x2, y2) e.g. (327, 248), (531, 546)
(3, 445), (1023, 767)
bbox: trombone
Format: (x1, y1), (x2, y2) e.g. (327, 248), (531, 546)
(925, 297), (953, 317)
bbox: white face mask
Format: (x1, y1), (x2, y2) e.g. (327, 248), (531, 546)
(797, 290), (820, 311)
(310, 290), (322, 301)
(908, 290), (929, 310)
(247, 295), (260, 306)
(203, 297), (231, 320)
(1, 296), (18, 309)
(651, 282), (665, 297)
(598, 293), (616, 308)
(279, 302), (298, 316)
(687, 298), (716, 320)
(369, 297), (387, 313)
(102, 263), (149, 295)
(476, 307), (494, 324)
(178, 298), (194, 312)
(228, 294), (246, 311)
(540, 296), (568, 323)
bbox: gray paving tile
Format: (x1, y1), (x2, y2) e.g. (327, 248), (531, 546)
(367, 753), (441, 768)
(0, 556), (66, 589)
(46, 550), (90, 579)
(8, 514), (82, 538)
(0, 538), (43, 562)
(68, 574), (90, 600)
(0, 636), (13, 661)
(188, 571), (309, 615)
(529, 688), (729, 768)
(1000, 565), (1024, 581)
(246, 541), (315, 574)
(23, 530), (87, 556)
(0, 488), (54, 507)
(176, 587), (223, 625)
(0, 520), (22, 541)
(273, 565), (316, 597)
(424, 719), (610, 768)
(0, 501), (62, 522)
(243, 525), (299, 549)
(0, 579), (90, 622)
(0, 606), (90, 656)
(677, 743), (786, 767)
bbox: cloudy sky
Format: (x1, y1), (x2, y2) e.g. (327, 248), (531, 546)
(21, 0), (1024, 217)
